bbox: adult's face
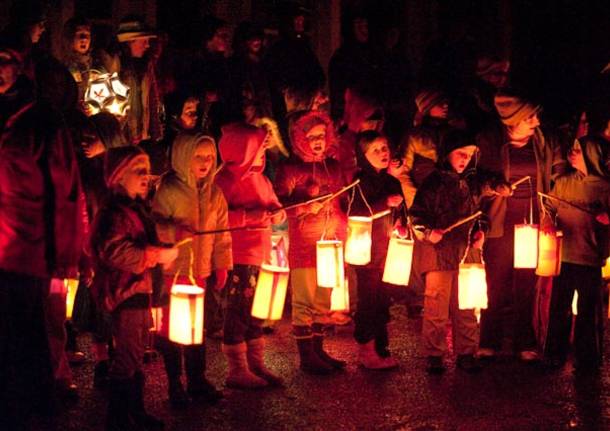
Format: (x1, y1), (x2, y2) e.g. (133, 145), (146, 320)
(128, 38), (150, 58)
(29, 21), (46, 44)
(0, 53), (19, 94)
(293, 15), (305, 33)
(73, 26), (91, 54)
(508, 113), (540, 140)
(179, 98), (199, 130)
(429, 102), (449, 119)
(208, 27), (230, 54)
(353, 18), (368, 43)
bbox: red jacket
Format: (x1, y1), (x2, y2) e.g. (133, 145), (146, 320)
(216, 123), (282, 266)
(0, 96), (86, 279)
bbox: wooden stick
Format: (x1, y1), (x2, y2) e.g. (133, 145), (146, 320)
(371, 209), (392, 220)
(537, 192), (596, 216)
(272, 179), (361, 214)
(442, 211), (483, 234)
(511, 175), (531, 189)
(191, 226), (267, 236)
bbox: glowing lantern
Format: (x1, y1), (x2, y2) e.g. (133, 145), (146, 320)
(270, 234), (289, 267)
(458, 262), (488, 322)
(251, 264), (290, 320)
(330, 277), (350, 312)
(536, 231), (563, 276)
(382, 233), (414, 286)
(345, 216), (372, 265)
(316, 240), (344, 288)
(150, 307), (164, 333)
(602, 258), (610, 279)
(514, 224), (539, 268)
(64, 278), (79, 319)
(168, 284), (205, 345)
(84, 72), (130, 117)
(572, 290), (578, 316)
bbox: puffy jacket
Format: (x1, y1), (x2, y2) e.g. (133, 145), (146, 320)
(152, 132), (232, 282)
(216, 123), (282, 266)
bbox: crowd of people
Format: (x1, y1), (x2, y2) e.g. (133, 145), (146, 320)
(0, 2), (609, 430)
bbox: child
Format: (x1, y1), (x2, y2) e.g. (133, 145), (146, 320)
(275, 110), (347, 374)
(542, 138), (609, 371)
(90, 146), (177, 430)
(152, 133), (231, 407)
(410, 130), (507, 374)
(216, 123), (286, 389)
(350, 131), (404, 370)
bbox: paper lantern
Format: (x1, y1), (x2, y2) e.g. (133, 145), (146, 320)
(64, 278), (79, 319)
(345, 216), (372, 265)
(251, 264), (290, 320)
(602, 257), (610, 279)
(382, 234), (414, 286)
(571, 290), (578, 316)
(330, 277), (350, 312)
(270, 234), (289, 267)
(168, 284), (205, 345)
(84, 72), (130, 117)
(458, 263), (488, 323)
(316, 240), (345, 288)
(514, 224), (539, 268)
(536, 231), (563, 276)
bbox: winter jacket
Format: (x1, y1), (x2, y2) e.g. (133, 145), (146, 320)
(0, 82), (86, 279)
(276, 112), (347, 268)
(542, 137), (610, 267)
(350, 150), (405, 269)
(90, 192), (162, 312)
(152, 132), (232, 282)
(476, 121), (567, 238)
(216, 123), (283, 266)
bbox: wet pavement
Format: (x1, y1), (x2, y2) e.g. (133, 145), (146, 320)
(39, 305), (609, 430)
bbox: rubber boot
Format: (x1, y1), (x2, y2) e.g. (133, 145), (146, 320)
(295, 337), (334, 375)
(358, 340), (398, 370)
(185, 344), (223, 403)
(105, 378), (134, 431)
(312, 323), (346, 370)
(246, 337), (284, 386)
(131, 371), (164, 430)
(222, 342), (268, 389)
(156, 336), (189, 408)
(374, 326), (391, 358)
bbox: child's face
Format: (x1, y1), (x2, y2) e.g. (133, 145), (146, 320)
(119, 156), (151, 199)
(72, 26), (91, 54)
(191, 142), (215, 180)
(568, 141), (587, 175)
(448, 145), (477, 173)
(429, 101), (449, 119)
(306, 124), (326, 158)
(365, 138), (390, 171)
(180, 98), (199, 130)
(251, 133), (269, 169)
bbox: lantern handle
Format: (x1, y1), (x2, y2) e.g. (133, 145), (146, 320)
(171, 245), (198, 287)
(459, 220), (485, 265)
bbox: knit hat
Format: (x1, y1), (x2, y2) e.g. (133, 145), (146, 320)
(494, 91), (541, 126)
(116, 17), (156, 43)
(414, 89), (447, 115)
(104, 146), (148, 187)
(476, 57), (510, 79)
(440, 129), (478, 160)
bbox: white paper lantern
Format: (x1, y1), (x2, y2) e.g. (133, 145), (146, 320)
(251, 264), (290, 320)
(514, 224), (539, 268)
(330, 277), (350, 312)
(316, 240), (344, 288)
(345, 216), (372, 265)
(536, 230), (563, 276)
(64, 278), (79, 319)
(168, 284), (205, 345)
(458, 263), (488, 310)
(382, 235), (414, 286)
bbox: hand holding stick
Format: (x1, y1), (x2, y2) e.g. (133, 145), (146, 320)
(537, 192), (596, 216)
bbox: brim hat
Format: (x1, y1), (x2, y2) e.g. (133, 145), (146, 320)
(494, 91), (541, 127)
(476, 57), (510, 78)
(104, 146), (148, 188)
(116, 19), (157, 43)
(415, 89), (447, 115)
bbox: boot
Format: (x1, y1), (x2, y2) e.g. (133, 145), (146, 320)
(312, 324), (346, 370)
(130, 371), (164, 431)
(185, 344), (223, 403)
(106, 378), (134, 431)
(222, 343), (268, 389)
(374, 326), (391, 358)
(358, 340), (398, 370)
(246, 338), (284, 386)
(296, 337), (334, 375)
(168, 378), (190, 409)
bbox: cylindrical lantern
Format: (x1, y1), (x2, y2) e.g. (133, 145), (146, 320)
(150, 307), (163, 333)
(330, 277), (350, 312)
(536, 230), (563, 276)
(602, 257), (610, 279)
(64, 278), (79, 319)
(169, 284), (205, 345)
(316, 240), (345, 288)
(345, 216), (372, 265)
(251, 264), (290, 320)
(458, 263), (488, 311)
(514, 224), (539, 268)
(382, 235), (414, 286)
(572, 290), (578, 316)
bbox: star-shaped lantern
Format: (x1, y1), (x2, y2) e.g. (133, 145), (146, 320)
(84, 72), (130, 117)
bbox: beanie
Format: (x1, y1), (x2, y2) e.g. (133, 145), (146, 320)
(494, 91), (541, 126)
(476, 57), (510, 79)
(440, 129), (478, 160)
(415, 90), (446, 115)
(104, 146), (148, 188)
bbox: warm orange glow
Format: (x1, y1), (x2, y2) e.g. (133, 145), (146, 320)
(251, 264), (290, 320)
(514, 224), (539, 268)
(345, 216), (372, 265)
(168, 284), (205, 345)
(316, 240), (344, 288)
(382, 234), (414, 286)
(64, 278), (79, 319)
(330, 277), (349, 312)
(536, 231), (562, 276)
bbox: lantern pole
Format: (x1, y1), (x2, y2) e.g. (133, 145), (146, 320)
(537, 192), (596, 216)
(272, 179), (361, 213)
(442, 211), (483, 234)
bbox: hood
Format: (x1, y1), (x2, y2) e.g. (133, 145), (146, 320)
(437, 129), (479, 174)
(342, 88), (379, 132)
(578, 136), (608, 178)
(289, 110), (338, 162)
(218, 122), (267, 178)
(171, 132), (217, 187)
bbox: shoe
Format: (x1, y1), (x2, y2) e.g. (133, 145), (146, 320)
(475, 348), (496, 360)
(222, 343), (268, 389)
(131, 372), (164, 430)
(246, 338), (284, 386)
(457, 354), (483, 373)
(312, 324), (346, 370)
(426, 356), (446, 374)
(94, 360), (110, 389)
(359, 340), (399, 370)
(168, 378), (190, 409)
(296, 336), (335, 375)
(519, 350), (540, 362)
(67, 350), (86, 366)
(187, 377), (223, 404)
